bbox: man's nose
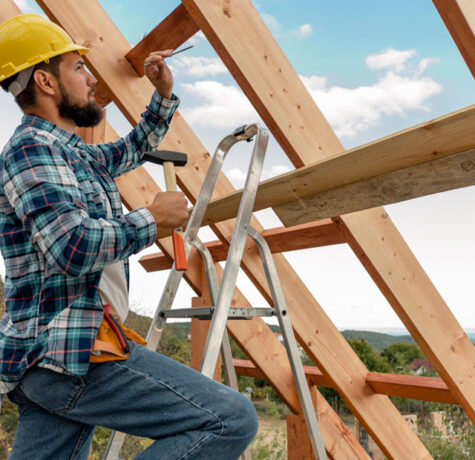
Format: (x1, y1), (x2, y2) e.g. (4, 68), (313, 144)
(87, 72), (97, 87)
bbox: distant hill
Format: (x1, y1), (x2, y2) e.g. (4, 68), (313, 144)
(341, 330), (416, 350)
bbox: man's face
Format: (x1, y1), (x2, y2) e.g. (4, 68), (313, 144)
(56, 52), (103, 127)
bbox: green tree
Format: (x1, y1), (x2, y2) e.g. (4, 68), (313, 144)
(381, 342), (425, 373)
(347, 338), (389, 372)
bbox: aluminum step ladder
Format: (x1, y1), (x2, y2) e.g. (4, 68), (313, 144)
(103, 124), (327, 460)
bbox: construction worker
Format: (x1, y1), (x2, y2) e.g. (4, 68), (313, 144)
(0, 13), (257, 459)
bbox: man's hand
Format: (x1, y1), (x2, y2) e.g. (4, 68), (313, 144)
(144, 50), (174, 99)
(146, 191), (188, 229)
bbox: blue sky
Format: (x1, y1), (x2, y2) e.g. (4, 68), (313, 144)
(1, 0), (474, 330)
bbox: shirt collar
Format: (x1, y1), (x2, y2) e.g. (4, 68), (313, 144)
(21, 114), (84, 148)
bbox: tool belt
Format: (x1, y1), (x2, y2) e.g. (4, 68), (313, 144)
(90, 304), (146, 363)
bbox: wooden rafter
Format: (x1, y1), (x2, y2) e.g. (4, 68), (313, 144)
(140, 220), (345, 271)
(234, 360), (457, 405)
(125, 4), (199, 77)
(35, 2), (369, 455)
(433, 0), (475, 78)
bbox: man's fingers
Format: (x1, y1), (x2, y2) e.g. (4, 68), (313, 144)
(144, 50), (173, 65)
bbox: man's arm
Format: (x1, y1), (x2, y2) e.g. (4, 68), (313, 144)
(2, 141), (159, 277)
(87, 50), (179, 178)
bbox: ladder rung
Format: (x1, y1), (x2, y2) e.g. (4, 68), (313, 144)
(160, 307), (276, 320)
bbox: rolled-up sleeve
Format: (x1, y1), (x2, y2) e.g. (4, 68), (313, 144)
(88, 91), (180, 178)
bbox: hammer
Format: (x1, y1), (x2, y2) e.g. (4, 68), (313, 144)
(143, 150), (188, 271)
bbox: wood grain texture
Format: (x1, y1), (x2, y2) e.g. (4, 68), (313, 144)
(276, 146), (475, 226)
(0, 0), (21, 20)
(125, 4), (199, 77)
(433, 0), (475, 78)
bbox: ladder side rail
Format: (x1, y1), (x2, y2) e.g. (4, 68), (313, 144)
(199, 127), (269, 377)
(247, 226), (328, 460)
(194, 239), (251, 460)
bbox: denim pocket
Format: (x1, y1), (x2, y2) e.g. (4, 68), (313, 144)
(17, 366), (85, 413)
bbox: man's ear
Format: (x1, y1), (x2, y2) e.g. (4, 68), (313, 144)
(32, 70), (58, 97)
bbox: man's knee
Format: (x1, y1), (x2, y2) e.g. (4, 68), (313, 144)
(219, 388), (258, 442)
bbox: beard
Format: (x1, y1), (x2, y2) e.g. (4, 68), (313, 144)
(57, 83), (103, 127)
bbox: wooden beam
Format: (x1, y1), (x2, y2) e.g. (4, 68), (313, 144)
(182, 1), (433, 458)
(366, 372), (457, 405)
(276, 146), (475, 226)
(125, 4), (199, 77)
(234, 360), (457, 404)
(0, 0), (21, 19)
(433, 0), (475, 78)
(178, 106), (475, 230)
(38, 3), (366, 457)
(141, 220), (345, 271)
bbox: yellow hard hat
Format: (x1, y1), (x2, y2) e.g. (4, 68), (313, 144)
(0, 13), (89, 83)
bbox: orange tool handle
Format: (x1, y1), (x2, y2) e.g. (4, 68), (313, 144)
(172, 230), (187, 270)
(163, 160), (188, 271)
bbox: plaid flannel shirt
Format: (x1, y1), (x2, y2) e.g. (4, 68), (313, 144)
(0, 90), (179, 393)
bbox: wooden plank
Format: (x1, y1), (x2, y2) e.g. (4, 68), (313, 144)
(193, 107), (475, 228)
(234, 359), (457, 404)
(182, 1), (433, 458)
(141, 220), (345, 271)
(314, 391), (371, 460)
(37, 4), (369, 457)
(276, 146), (475, 226)
(366, 373), (457, 405)
(287, 413), (318, 460)
(433, 0), (475, 78)
(0, 0), (21, 19)
(287, 385), (371, 460)
(125, 4), (199, 77)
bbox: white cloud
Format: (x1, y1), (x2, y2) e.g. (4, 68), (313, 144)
(365, 48), (416, 72)
(173, 56), (227, 77)
(298, 24), (313, 38)
(181, 81), (259, 128)
(187, 30), (206, 45)
(261, 12), (280, 32)
(180, 49), (442, 138)
(301, 49), (442, 137)
(416, 57), (440, 76)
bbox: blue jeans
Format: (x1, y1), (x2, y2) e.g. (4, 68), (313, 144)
(7, 341), (258, 459)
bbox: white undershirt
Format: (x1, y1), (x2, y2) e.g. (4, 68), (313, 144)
(97, 191), (129, 322)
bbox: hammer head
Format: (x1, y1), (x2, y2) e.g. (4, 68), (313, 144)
(143, 150), (188, 167)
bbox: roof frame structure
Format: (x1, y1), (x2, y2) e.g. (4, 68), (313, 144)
(1, 0), (474, 458)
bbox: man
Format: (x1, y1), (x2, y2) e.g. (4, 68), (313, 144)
(0, 13), (257, 459)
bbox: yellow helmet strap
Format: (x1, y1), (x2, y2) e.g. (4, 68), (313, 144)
(8, 65), (35, 97)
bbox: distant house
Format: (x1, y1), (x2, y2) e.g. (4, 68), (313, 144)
(410, 359), (435, 375)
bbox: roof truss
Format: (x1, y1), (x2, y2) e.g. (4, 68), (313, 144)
(1, 1), (474, 458)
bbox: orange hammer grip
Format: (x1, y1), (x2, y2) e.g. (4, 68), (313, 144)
(172, 230), (187, 271)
